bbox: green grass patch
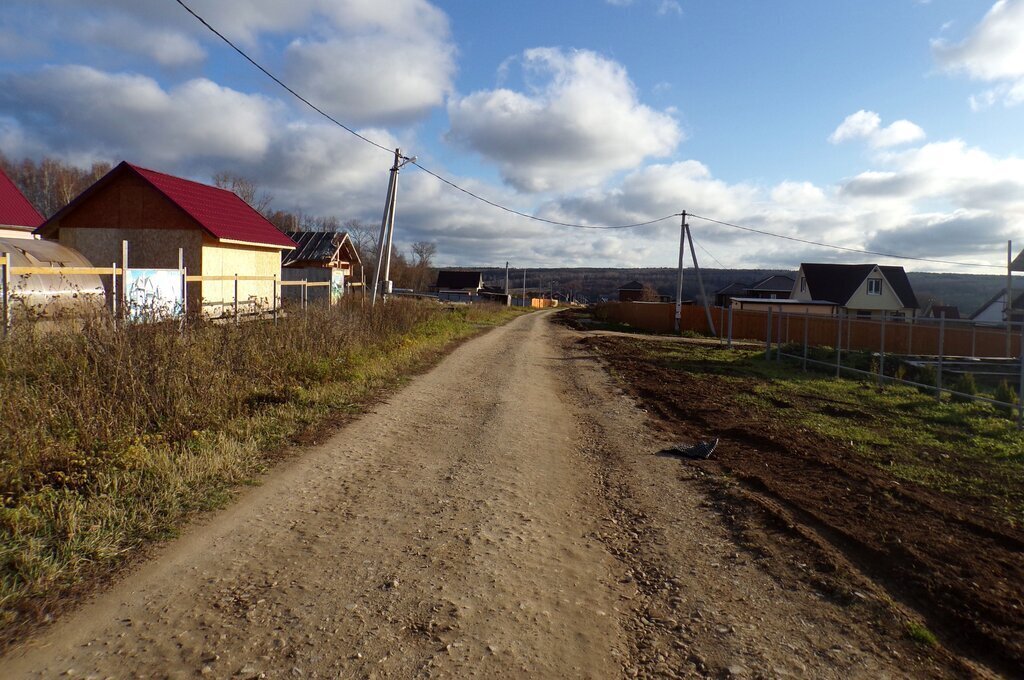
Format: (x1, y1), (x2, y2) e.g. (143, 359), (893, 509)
(0, 300), (523, 643)
(905, 621), (939, 647)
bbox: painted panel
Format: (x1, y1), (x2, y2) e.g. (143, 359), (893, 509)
(125, 268), (183, 320)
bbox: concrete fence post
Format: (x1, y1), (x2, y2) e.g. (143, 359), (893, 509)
(1018, 322), (1023, 430)
(835, 313), (843, 379)
(1, 252), (10, 337)
(777, 311), (783, 364)
(802, 312), (809, 372)
(727, 306), (734, 349)
(879, 314), (887, 383)
(937, 311), (946, 401)
(273, 278), (279, 324)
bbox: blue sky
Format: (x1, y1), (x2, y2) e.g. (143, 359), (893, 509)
(1, 1), (1023, 272)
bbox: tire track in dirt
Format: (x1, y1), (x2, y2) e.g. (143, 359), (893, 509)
(584, 333), (1020, 677)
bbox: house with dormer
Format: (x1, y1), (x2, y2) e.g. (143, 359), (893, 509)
(790, 263), (919, 319)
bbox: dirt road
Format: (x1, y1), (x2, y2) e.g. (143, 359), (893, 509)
(5, 312), (964, 678)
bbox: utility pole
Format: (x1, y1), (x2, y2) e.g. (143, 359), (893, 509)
(522, 269), (527, 307)
(686, 220), (717, 336)
(505, 261), (510, 294)
(371, 148), (415, 306)
(675, 212), (686, 333)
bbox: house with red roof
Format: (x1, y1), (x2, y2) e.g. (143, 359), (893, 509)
(37, 161), (295, 315)
(0, 166), (44, 238)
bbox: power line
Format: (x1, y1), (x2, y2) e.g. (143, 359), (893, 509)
(173, 0), (679, 232)
(410, 162), (679, 229)
(175, 0), (1008, 267)
(688, 213), (1003, 270)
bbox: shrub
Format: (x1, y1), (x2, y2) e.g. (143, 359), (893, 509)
(915, 365), (937, 394)
(951, 373), (978, 403)
(993, 380), (1018, 416)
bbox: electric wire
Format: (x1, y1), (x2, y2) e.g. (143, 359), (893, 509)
(687, 214), (1003, 270)
(173, 0), (681, 231)
(175, 0), (1008, 268)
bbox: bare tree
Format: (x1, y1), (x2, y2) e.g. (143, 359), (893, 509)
(0, 153), (111, 217)
(411, 241), (437, 267)
(212, 171), (274, 214)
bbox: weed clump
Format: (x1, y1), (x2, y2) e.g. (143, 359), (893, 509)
(951, 373), (978, 403)
(993, 380), (1018, 416)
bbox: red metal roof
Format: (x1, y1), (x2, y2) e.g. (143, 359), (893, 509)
(0, 166), (44, 228)
(127, 163), (295, 249)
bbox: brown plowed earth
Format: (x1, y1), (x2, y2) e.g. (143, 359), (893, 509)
(586, 335), (1024, 675)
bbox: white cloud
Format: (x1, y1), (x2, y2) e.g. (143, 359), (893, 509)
(9, 0), (456, 126)
(446, 48), (682, 192)
(0, 66), (278, 166)
(829, 110), (926, 148)
(933, 0), (1024, 108)
(77, 16), (205, 67)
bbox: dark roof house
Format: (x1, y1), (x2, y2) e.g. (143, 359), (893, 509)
(792, 263), (919, 317)
(283, 230), (361, 269)
(436, 270), (484, 291)
(748, 274), (795, 298)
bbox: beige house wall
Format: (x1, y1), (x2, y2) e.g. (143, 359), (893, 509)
(844, 265), (907, 313)
(200, 239), (280, 315)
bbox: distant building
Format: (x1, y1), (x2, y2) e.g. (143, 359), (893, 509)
(714, 282), (749, 307)
(790, 263), (919, 319)
(0, 167), (43, 239)
(746, 274), (794, 300)
(618, 280), (645, 301)
(281, 230), (362, 304)
(929, 305), (961, 320)
(714, 274), (794, 307)
(37, 161), (296, 315)
(435, 270), (484, 302)
(970, 289), (1024, 324)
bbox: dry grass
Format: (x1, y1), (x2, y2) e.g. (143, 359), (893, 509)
(0, 298), (521, 645)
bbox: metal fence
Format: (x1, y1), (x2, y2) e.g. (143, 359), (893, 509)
(0, 248), (338, 335)
(757, 308), (1024, 428)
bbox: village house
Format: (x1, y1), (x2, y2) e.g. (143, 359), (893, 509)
(281, 230), (363, 304)
(435, 270), (484, 302)
(714, 274), (795, 307)
(618, 280), (647, 301)
(36, 162), (296, 315)
(790, 263), (919, 319)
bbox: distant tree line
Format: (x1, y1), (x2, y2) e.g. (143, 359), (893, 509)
(0, 155), (439, 291)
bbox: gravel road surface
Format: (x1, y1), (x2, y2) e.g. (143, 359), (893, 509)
(4, 311), (963, 678)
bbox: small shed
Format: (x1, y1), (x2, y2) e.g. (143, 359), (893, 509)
(281, 230), (363, 304)
(37, 162), (296, 316)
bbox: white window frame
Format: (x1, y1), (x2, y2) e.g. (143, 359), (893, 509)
(867, 278), (882, 296)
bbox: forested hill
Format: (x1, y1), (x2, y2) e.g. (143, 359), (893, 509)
(473, 267), (1009, 316)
